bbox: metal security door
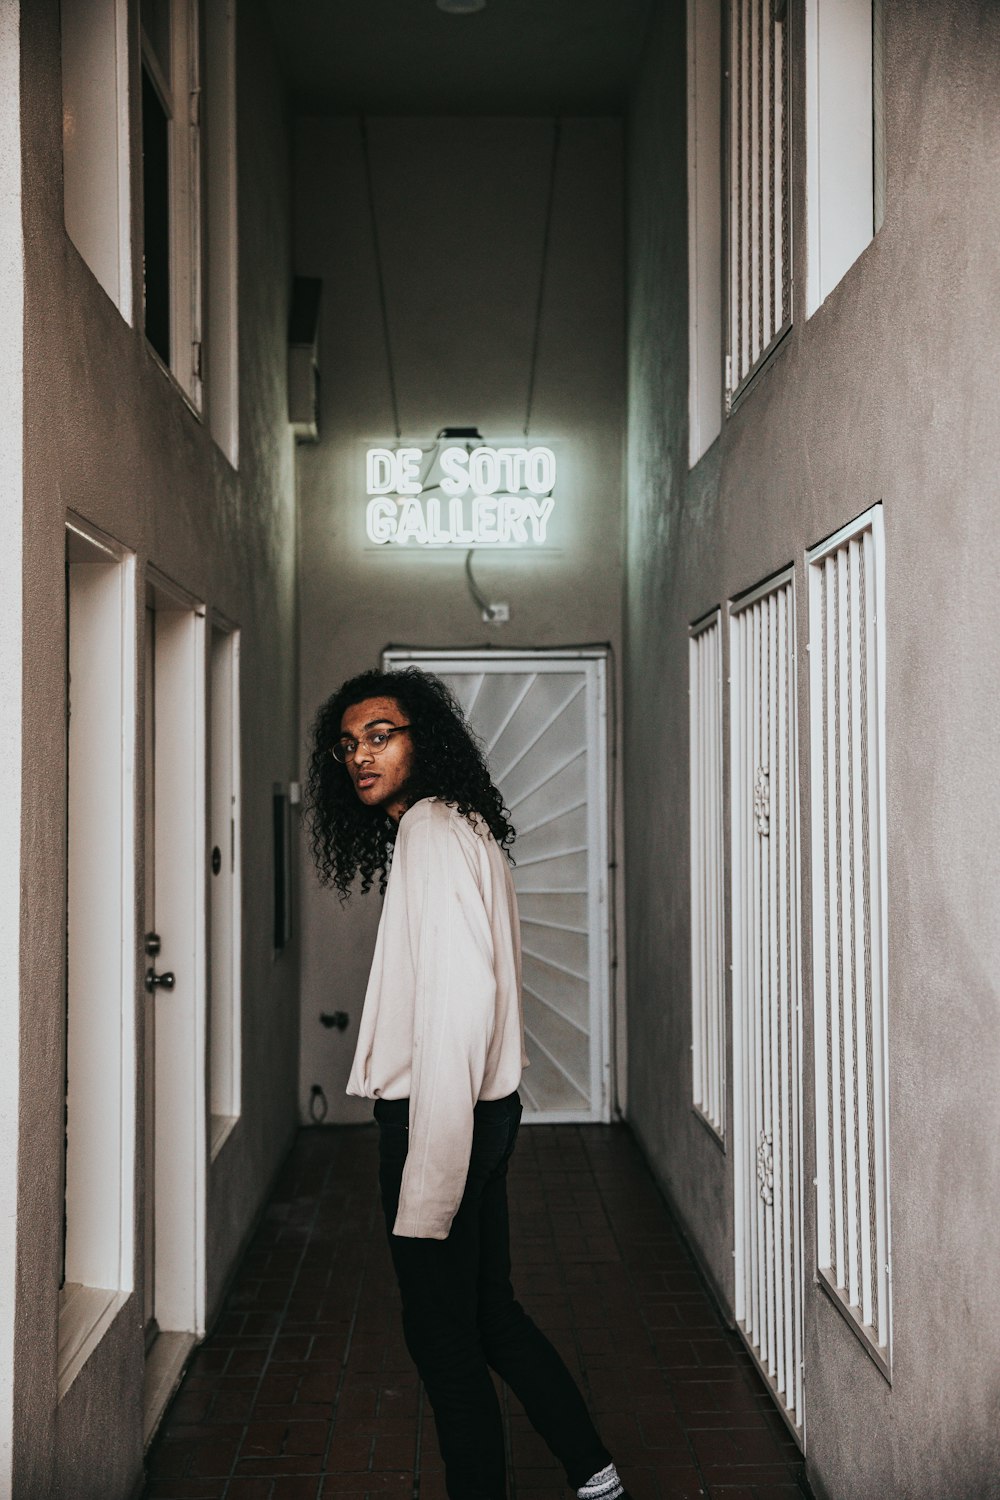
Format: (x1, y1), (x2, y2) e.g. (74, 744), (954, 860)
(730, 571), (805, 1435)
(383, 649), (611, 1123)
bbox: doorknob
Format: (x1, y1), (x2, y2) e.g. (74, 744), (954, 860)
(145, 968), (176, 993)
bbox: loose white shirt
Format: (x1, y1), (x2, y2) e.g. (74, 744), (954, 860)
(346, 797), (528, 1239)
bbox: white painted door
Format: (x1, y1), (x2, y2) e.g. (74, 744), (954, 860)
(208, 621), (241, 1153)
(730, 570), (805, 1435)
(144, 609), (158, 1344)
(143, 583), (207, 1344)
(383, 650), (611, 1123)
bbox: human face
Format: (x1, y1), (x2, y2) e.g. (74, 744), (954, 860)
(337, 696), (414, 823)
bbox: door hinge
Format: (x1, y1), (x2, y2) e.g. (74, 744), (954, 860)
(189, 86), (202, 127)
(192, 340), (203, 381)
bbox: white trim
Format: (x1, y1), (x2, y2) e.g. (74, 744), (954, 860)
(492, 679), (585, 784)
(61, 0), (133, 319)
(688, 607), (725, 1137)
(806, 503), (891, 1371)
(521, 948), (589, 986)
(143, 1330), (197, 1447)
(206, 0), (239, 463)
(0, 9), (22, 1468)
(729, 571), (806, 1435)
(209, 1113), (238, 1160)
(57, 1284), (130, 1401)
(687, 0), (723, 464)
(63, 516), (137, 1299)
(145, 568), (208, 1338)
(520, 916), (588, 937)
(141, 0), (203, 405)
(805, 0), (876, 316)
(516, 798), (587, 839)
(727, 0), (793, 401)
(208, 620), (242, 1130)
(506, 748), (586, 814)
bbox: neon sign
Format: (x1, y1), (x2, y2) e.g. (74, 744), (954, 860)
(365, 444), (557, 547)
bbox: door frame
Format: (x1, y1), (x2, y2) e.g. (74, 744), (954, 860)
(144, 568), (207, 1340)
(382, 646), (613, 1124)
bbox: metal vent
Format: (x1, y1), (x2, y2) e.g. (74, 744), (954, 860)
(689, 612), (725, 1136)
(728, 0), (792, 400)
(730, 568), (805, 1430)
(807, 507), (891, 1369)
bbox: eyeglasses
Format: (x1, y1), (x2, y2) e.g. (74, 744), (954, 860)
(330, 725), (412, 764)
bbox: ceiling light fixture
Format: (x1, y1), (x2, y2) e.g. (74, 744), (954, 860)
(436, 0), (486, 13)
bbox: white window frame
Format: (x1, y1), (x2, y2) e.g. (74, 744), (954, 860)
(726, 0), (793, 405)
(729, 566), (806, 1434)
(805, 0), (885, 315)
(61, 0), (132, 320)
(208, 616), (241, 1157)
(205, 0), (238, 463)
(60, 516), (137, 1399)
(806, 504), (892, 1376)
(141, 0), (203, 406)
(144, 570), (208, 1340)
(687, 0), (723, 465)
(689, 609), (726, 1138)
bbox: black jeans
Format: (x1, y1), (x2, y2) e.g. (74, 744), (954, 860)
(374, 1091), (611, 1500)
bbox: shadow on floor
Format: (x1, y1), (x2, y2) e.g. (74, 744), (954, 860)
(144, 1124), (810, 1500)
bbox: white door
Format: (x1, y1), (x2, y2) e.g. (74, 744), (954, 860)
(144, 609), (158, 1345)
(208, 621), (241, 1154)
(383, 649), (611, 1123)
(730, 570), (805, 1435)
(143, 582), (207, 1348)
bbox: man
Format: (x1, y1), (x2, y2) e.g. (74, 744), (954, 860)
(306, 668), (630, 1500)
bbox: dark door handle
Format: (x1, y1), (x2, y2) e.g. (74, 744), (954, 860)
(145, 968), (176, 993)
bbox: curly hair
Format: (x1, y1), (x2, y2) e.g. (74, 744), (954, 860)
(305, 668), (515, 899)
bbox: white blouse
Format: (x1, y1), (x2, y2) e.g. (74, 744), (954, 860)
(346, 797), (528, 1239)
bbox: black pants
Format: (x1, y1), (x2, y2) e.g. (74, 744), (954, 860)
(375, 1091), (612, 1500)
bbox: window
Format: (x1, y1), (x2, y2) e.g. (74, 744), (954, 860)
(141, 0), (202, 403)
(687, 0), (723, 464)
(689, 611), (725, 1136)
(205, 0), (238, 461)
(61, 0), (131, 318)
(61, 519), (136, 1396)
(805, 0), (886, 313)
(727, 0), (791, 403)
(807, 505), (892, 1373)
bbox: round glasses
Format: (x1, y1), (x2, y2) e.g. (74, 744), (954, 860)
(330, 725), (411, 764)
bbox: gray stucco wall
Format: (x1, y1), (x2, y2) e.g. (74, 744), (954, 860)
(14, 2), (299, 1494)
(625, 2), (1000, 1496)
(291, 116), (626, 1125)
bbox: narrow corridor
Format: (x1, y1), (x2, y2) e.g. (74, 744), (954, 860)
(143, 1126), (809, 1500)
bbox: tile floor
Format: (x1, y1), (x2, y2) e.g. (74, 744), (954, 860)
(143, 1125), (810, 1500)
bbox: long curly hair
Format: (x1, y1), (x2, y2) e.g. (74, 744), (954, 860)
(306, 667), (515, 899)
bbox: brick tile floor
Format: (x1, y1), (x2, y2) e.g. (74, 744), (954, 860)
(143, 1126), (810, 1500)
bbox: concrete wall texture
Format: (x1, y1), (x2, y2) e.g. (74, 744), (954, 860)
(624, 3), (1000, 1498)
(292, 116), (626, 1125)
(10, 3), (300, 1495)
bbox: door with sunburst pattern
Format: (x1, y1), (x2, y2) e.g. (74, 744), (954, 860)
(383, 649), (611, 1123)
